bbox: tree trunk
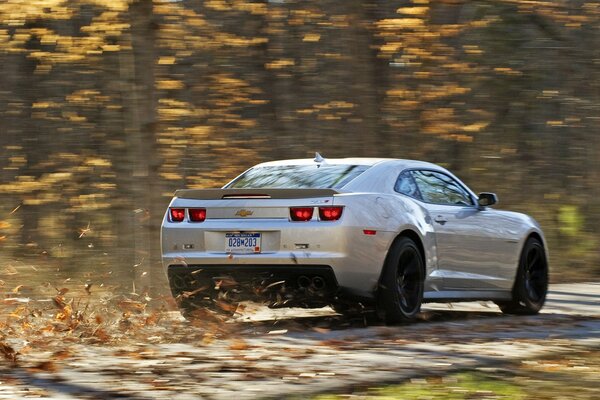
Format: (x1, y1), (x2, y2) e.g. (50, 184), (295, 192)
(126, 0), (161, 295)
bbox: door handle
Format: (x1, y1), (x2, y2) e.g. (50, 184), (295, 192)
(434, 215), (448, 224)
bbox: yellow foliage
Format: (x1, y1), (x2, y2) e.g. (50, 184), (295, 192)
(420, 84), (470, 101)
(380, 42), (403, 55)
(158, 57), (176, 65)
(186, 126), (212, 137)
(85, 158), (111, 167)
(204, 0), (231, 12)
(462, 122), (489, 133)
(101, 44), (120, 52)
(386, 89), (416, 98)
(396, 7), (429, 16)
(32, 101), (60, 109)
(302, 33), (321, 42)
(157, 80), (184, 90)
(213, 33), (268, 47)
(463, 45), (484, 55)
(234, 1), (268, 15)
(494, 67), (523, 76)
(377, 18), (425, 30)
(160, 172), (183, 181)
(313, 101), (355, 110)
(88, 0), (128, 12)
(265, 59), (295, 70)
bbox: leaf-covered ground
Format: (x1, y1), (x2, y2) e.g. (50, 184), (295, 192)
(1, 282), (600, 399)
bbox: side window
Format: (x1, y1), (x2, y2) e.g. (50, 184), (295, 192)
(412, 170), (474, 206)
(394, 170), (422, 200)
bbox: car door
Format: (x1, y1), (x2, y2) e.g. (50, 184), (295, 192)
(410, 170), (518, 291)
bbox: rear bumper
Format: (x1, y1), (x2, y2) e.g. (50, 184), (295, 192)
(167, 264), (339, 308)
(162, 233), (397, 298)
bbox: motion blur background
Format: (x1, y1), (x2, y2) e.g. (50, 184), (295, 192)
(1, 0), (599, 295)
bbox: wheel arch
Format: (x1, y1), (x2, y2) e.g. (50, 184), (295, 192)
(378, 229), (427, 286)
(527, 231), (543, 245)
(523, 229), (549, 266)
(508, 229), (549, 289)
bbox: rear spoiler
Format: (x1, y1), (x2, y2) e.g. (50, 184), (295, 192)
(174, 188), (342, 200)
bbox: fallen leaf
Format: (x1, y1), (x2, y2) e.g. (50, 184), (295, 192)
(215, 300), (238, 313)
(118, 299), (146, 313)
(52, 350), (72, 360)
(229, 339), (251, 351)
(0, 342), (18, 363)
(12, 285), (24, 294)
(53, 295), (68, 309)
(30, 361), (58, 373)
(56, 287), (69, 295)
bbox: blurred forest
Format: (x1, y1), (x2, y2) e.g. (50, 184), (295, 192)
(1, 0), (599, 294)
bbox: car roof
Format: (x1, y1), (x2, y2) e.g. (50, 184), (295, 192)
(254, 157), (441, 170)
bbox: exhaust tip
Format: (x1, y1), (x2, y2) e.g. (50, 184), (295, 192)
(312, 276), (326, 290)
(298, 275), (311, 289)
(171, 274), (190, 291)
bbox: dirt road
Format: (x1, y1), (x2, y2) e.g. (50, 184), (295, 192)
(1, 283), (599, 399)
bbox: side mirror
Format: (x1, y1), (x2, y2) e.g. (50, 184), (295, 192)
(478, 192), (498, 207)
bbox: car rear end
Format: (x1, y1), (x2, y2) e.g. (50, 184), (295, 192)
(160, 160), (392, 310)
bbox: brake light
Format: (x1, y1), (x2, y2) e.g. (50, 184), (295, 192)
(189, 208), (206, 222)
(290, 207), (314, 222)
(319, 206), (343, 221)
(170, 208), (185, 222)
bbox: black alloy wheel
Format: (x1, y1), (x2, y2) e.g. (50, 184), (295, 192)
(497, 237), (548, 315)
(378, 237), (425, 323)
(523, 243), (547, 303)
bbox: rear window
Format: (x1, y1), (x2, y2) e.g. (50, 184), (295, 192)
(225, 164), (370, 189)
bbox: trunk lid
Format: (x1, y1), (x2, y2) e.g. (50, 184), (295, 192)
(172, 188), (341, 220)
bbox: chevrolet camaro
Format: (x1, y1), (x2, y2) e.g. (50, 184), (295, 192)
(161, 155), (549, 322)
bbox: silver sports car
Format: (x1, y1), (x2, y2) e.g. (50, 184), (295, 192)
(161, 154), (549, 322)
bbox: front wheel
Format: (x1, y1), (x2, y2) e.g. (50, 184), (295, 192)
(497, 237), (548, 315)
(377, 237), (424, 323)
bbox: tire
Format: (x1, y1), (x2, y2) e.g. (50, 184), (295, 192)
(377, 237), (425, 323)
(497, 237), (548, 315)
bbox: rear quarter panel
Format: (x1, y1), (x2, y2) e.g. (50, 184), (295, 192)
(331, 192), (438, 295)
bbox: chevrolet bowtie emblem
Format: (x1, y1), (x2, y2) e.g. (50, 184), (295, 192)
(235, 209), (254, 217)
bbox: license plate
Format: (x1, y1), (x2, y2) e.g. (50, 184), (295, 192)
(225, 233), (261, 254)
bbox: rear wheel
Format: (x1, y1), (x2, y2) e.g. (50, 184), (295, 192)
(377, 237), (424, 323)
(497, 237), (548, 315)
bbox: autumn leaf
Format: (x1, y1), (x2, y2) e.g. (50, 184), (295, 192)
(118, 299), (146, 314)
(229, 339), (251, 351)
(12, 285), (25, 294)
(30, 361), (59, 373)
(56, 287), (69, 295)
(0, 342), (18, 364)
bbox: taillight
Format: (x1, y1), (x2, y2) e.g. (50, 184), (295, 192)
(290, 207), (314, 222)
(319, 206), (343, 221)
(189, 208), (206, 222)
(170, 208), (185, 222)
